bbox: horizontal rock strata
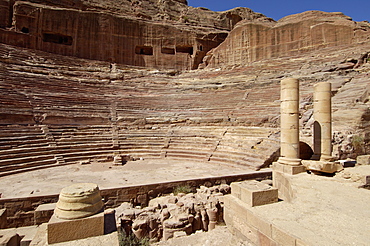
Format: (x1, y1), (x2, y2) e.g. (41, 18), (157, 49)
(0, 0), (270, 70)
(206, 11), (370, 68)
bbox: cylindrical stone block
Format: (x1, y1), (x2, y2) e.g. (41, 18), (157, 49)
(281, 128), (299, 145)
(278, 78), (301, 166)
(280, 143), (300, 159)
(313, 82), (333, 161)
(55, 183), (104, 220)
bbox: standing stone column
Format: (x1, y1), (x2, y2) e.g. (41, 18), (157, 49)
(273, 78), (304, 201)
(278, 78), (301, 166)
(312, 82), (333, 161)
(277, 78), (301, 166)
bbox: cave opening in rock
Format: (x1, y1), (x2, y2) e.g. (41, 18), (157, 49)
(176, 45), (193, 55)
(161, 47), (175, 54)
(21, 27), (29, 33)
(135, 46), (153, 55)
(42, 33), (73, 45)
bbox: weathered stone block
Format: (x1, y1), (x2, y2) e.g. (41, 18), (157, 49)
(302, 160), (343, 173)
(364, 175), (370, 186)
(230, 182), (241, 199)
(271, 224), (296, 246)
(0, 232), (21, 246)
(34, 203), (56, 225)
(223, 195), (247, 221)
(232, 180), (278, 207)
(296, 238), (310, 246)
(47, 212), (104, 244)
(257, 231), (278, 246)
(14, 225), (39, 246)
(272, 162), (306, 175)
(356, 155), (370, 165)
(104, 209), (117, 234)
(247, 209), (272, 238)
(223, 195), (258, 245)
(0, 208), (6, 229)
(272, 170), (295, 202)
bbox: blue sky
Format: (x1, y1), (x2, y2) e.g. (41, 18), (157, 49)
(187, 0), (369, 22)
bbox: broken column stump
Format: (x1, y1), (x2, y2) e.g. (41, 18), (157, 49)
(47, 183), (105, 244)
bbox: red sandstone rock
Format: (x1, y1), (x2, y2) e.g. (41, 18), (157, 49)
(206, 11), (370, 68)
(0, 0), (268, 70)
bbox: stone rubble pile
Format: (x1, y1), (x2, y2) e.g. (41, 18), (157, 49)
(115, 184), (231, 242)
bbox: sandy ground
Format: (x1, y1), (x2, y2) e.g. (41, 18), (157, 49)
(28, 224), (251, 246)
(152, 225), (253, 246)
(0, 159), (254, 198)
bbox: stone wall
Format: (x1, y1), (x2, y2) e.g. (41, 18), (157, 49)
(207, 11), (370, 68)
(0, 170), (271, 228)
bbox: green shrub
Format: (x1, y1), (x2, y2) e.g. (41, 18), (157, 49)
(173, 184), (192, 195)
(118, 227), (149, 246)
(352, 134), (365, 153)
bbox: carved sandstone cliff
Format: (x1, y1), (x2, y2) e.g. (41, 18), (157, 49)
(0, 0), (270, 70)
(205, 11), (370, 68)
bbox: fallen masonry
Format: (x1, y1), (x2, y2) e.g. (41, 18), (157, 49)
(116, 183), (232, 242)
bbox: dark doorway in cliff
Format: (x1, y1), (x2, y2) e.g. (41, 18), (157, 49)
(43, 33), (73, 45)
(161, 47), (175, 55)
(313, 121), (321, 160)
(176, 46), (193, 55)
(21, 27), (29, 33)
(226, 13), (243, 29)
(135, 46), (153, 55)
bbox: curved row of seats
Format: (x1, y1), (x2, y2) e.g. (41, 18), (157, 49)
(0, 124), (280, 176)
(0, 43), (281, 176)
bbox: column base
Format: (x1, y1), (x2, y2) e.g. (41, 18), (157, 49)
(47, 212), (104, 244)
(272, 162), (306, 175)
(311, 154), (335, 162)
(302, 160), (343, 174)
(277, 157), (302, 167)
(320, 154), (335, 162)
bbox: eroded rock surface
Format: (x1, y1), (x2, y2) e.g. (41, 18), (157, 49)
(115, 184), (231, 242)
(0, 0), (270, 70)
(206, 11), (370, 68)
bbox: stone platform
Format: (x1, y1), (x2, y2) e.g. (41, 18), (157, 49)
(224, 165), (370, 246)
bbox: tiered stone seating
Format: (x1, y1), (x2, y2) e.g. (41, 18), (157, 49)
(163, 126), (222, 161)
(113, 126), (279, 170)
(209, 127), (279, 168)
(48, 125), (115, 163)
(0, 125), (58, 176)
(118, 127), (169, 159)
(0, 43), (284, 175)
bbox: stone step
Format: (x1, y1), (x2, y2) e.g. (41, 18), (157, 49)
(0, 158), (58, 175)
(0, 154), (57, 166)
(0, 161), (63, 177)
(0, 146), (54, 156)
